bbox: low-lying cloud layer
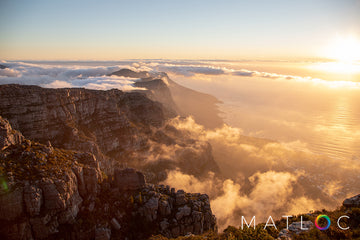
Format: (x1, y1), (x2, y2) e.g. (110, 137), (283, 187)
(161, 117), (360, 230)
(2, 60), (359, 90)
(0, 61), (151, 91)
(147, 61), (360, 88)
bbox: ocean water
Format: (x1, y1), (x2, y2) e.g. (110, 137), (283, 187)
(170, 60), (360, 161)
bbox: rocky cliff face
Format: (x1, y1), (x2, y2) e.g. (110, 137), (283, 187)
(0, 85), (164, 171)
(134, 78), (180, 118)
(0, 84), (220, 180)
(0, 117), (217, 239)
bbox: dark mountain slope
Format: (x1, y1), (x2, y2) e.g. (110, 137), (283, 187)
(110, 69), (224, 129)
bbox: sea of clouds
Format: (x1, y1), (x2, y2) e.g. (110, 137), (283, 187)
(156, 117), (360, 229)
(1, 60), (359, 90)
(0, 60), (152, 91)
(1, 60), (359, 230)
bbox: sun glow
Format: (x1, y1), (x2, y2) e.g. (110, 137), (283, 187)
(324, 35), (360, 63)
(311, 35), (360, 79)
(309, 61), (360, 75)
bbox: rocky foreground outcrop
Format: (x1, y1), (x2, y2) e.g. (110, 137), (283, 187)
(0, 116), (217, 239)
(0, 116), (102, 239)
(102, 173), (217, 239)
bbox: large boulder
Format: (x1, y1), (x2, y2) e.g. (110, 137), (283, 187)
(143, 196), (159, 222)
(0, 116), (24, 149)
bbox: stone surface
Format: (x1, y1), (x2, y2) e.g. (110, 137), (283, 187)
(95, 228), (111, 240)
(143, 196), (159, 222)
(135, 184), (216, 238)
(175, 205), (191, 220)
(111, 218), (121, 230)
(159, 199), (171, 216)
(278, 228), (291, 239)
(23, 184), (43, 217)
(175, 190), (187, 206)
(343, 194), (360, 208)
(160, 219), (169, 231)
(114, 168), (146, 190)
(277, 221), (314, 239)
(0, 116), (24, 149)
(0, 187), (24, 221)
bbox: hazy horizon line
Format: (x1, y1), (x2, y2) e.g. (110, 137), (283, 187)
(1, 57), (342, 64)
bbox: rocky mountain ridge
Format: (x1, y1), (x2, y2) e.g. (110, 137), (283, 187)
(0, 84), (220, 182)
(110, 69), (223, 129)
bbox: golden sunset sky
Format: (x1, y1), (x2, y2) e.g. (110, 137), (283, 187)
(1, 0), (360, 60)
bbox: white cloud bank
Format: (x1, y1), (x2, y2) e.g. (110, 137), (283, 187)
(145, 61), (360, 89)
(0, 61), (147, 91)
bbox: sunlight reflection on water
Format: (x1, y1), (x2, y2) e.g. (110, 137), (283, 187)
(171, 61), (360, 161)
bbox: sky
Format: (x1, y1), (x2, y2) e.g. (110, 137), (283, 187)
(1, 0), (360, 60)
